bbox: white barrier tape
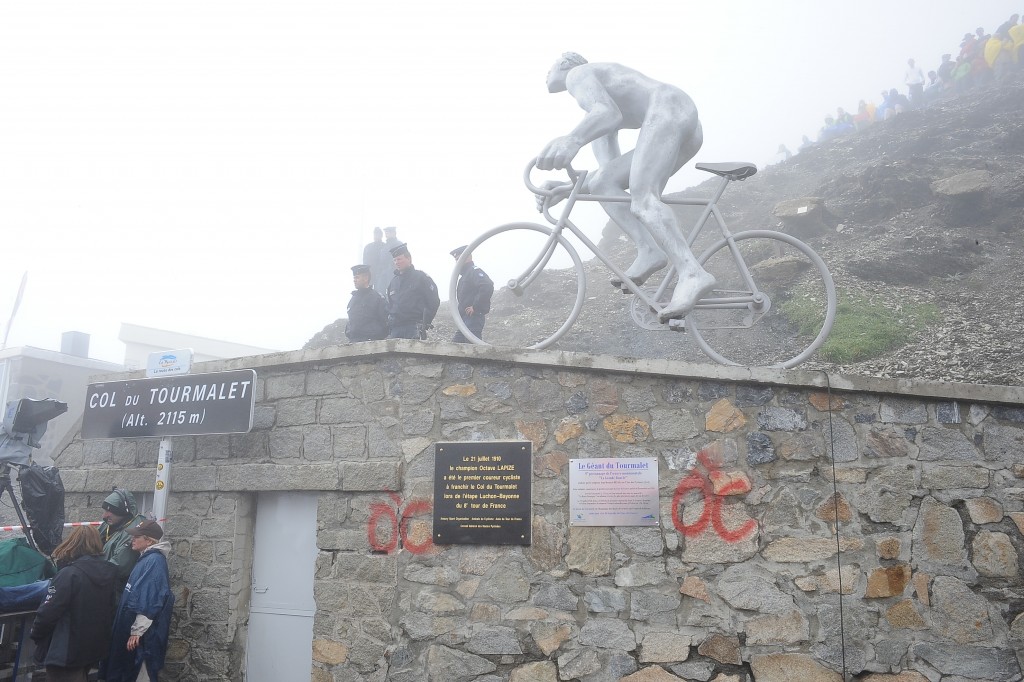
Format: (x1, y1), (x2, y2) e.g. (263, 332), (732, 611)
(0, 521), (103, 532)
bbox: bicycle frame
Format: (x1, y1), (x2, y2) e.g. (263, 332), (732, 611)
(523, 160), (764, 325)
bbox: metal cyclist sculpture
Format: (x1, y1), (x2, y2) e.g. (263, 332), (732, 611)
(449, 54), (836, 368)
(536, 52), (714, 322)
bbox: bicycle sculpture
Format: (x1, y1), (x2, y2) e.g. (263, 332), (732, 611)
(449, 54), (835, 368)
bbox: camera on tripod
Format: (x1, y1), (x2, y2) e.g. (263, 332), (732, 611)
(0, 398), (68, 553)
(0, 398), (68, 467)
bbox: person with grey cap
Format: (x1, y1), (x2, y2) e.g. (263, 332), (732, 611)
(450, 245), (494, 343)
(97, 488), (147, 591)
(103, 519), (173, 682)
(345, 264), (388, 342)
(362, 227), (394, 295)
(385, 242), (440, 339)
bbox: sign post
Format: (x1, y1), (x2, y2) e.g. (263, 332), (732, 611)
(143, 350), (192, 524)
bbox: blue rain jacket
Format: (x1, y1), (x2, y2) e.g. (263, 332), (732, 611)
(102, 544), (174, 682)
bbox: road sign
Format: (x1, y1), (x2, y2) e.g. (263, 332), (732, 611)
(82, 369), (256, 439)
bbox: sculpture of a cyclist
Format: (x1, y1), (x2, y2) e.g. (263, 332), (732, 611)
(537, 53), (716, 322)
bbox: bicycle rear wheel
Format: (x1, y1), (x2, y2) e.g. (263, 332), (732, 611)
(448, 222), (586, 350)
(687, 230), (836, 368)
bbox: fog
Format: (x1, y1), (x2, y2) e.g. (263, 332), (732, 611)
(0, 1), (1017, 362)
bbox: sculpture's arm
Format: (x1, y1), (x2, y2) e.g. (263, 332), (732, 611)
(563, 69), (624, 146)
(537, 69), (623, 170)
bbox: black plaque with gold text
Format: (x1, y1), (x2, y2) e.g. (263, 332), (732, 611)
(433, 441), (532, 545)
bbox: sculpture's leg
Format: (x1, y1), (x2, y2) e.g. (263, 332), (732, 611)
(627, 99), (715, 321)
(589, 156), (667, 287)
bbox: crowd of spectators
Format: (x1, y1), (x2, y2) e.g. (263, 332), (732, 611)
(774, 13), (1024, 160)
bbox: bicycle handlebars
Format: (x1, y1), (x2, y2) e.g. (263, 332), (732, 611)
(523, 157), (581, 196)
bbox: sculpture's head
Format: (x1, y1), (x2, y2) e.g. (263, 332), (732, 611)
(547, 52), (587, 93)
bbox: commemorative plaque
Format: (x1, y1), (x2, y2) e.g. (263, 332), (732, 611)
(569, 457), (660, 526)
(433, 441), (532, 545)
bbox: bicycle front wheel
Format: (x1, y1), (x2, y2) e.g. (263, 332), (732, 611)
(448, 222), (586, 350)
(687, 230), (836, 368)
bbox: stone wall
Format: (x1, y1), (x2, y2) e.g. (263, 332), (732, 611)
(49, 342), (1024, 681)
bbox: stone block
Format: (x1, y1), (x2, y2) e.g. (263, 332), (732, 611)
(971, 530), (1019, 578)
(885, 599), (926, 629)
(466, 625), (523, 655)
(716, 565), (794, 613)
(705, 399), (746, 432)
(911, 642), (1021, 679)
(264, 373), (305, 400)
(341, 461), (400, 491)
(312, 639), (348, 665)
(911, 496), (976, 581)
(679, 576), (711, 603)
(865, 564), (911, 598)
(757, 406), (807, 431)
(746, 431), (777, 464)
(920, 463), (989, 489)
(566, 526), (611, 576)
(878, 398), (927, 424)
(749, 653), (843, 682)
(983, 422), (1024, 462)
(274, 397), (317, 426)
(218, 463), (340, 491)
(651, 408), (699, 440)
(621, 665), (686, 682)
(696, 633), (740, 665)
(927, 575), (993, 644)
(603, 415), (651, 443)
(426, 644), (496, 680)
(639, 632), (692, 664)
(530, 622), (572, 657)
(510, 661), (557, 682)
(557, 648), (601, 679)
(761, 536), (863, 563)
(579, 618), (636, 650)
(917, 426), (979, 461)
(745, 609), (809, 644)
(629, 588), (681, 621)
(965, 496), (1003, 524)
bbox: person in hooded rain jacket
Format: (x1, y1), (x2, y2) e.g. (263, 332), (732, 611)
(30, 526), (118, 682)
(98, 488), (146, 592)
(102, 520), (174, 682)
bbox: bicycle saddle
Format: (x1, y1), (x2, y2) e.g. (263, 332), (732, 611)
(696, 162), (758, 181)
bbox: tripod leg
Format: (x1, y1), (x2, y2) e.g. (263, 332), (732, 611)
(0, 476), (38, 553)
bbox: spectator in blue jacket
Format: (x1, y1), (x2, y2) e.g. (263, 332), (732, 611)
(102, 520), (174, 682)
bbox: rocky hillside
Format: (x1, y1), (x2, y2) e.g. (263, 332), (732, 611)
(309, 81), (1024, 387)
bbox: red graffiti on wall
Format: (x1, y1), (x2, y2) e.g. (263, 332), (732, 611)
(367, 493), (435, 555)
(671, 449), (757, 543)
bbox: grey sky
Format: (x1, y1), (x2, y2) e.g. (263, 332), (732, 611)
(0, 1), (1017, 363)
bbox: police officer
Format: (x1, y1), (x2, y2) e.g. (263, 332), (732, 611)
(386, 242), (440, 339)
(450, 245), (494, 343)
(345, 264), (388, 342)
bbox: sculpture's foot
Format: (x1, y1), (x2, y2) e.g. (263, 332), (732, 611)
(610, 254), (667, 288)
(658, 270), (717, 322)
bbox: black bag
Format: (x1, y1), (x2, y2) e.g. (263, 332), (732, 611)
(19, 464), (65, 555)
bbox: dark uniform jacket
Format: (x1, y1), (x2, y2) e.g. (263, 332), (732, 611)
(31, 554), (118, 668)
(386, 266), (440, 327)
(345, 288), (388, 342)
(455, 263), (494, 317)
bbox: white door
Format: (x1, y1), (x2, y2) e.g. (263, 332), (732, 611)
(246, 492), (318, 681)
